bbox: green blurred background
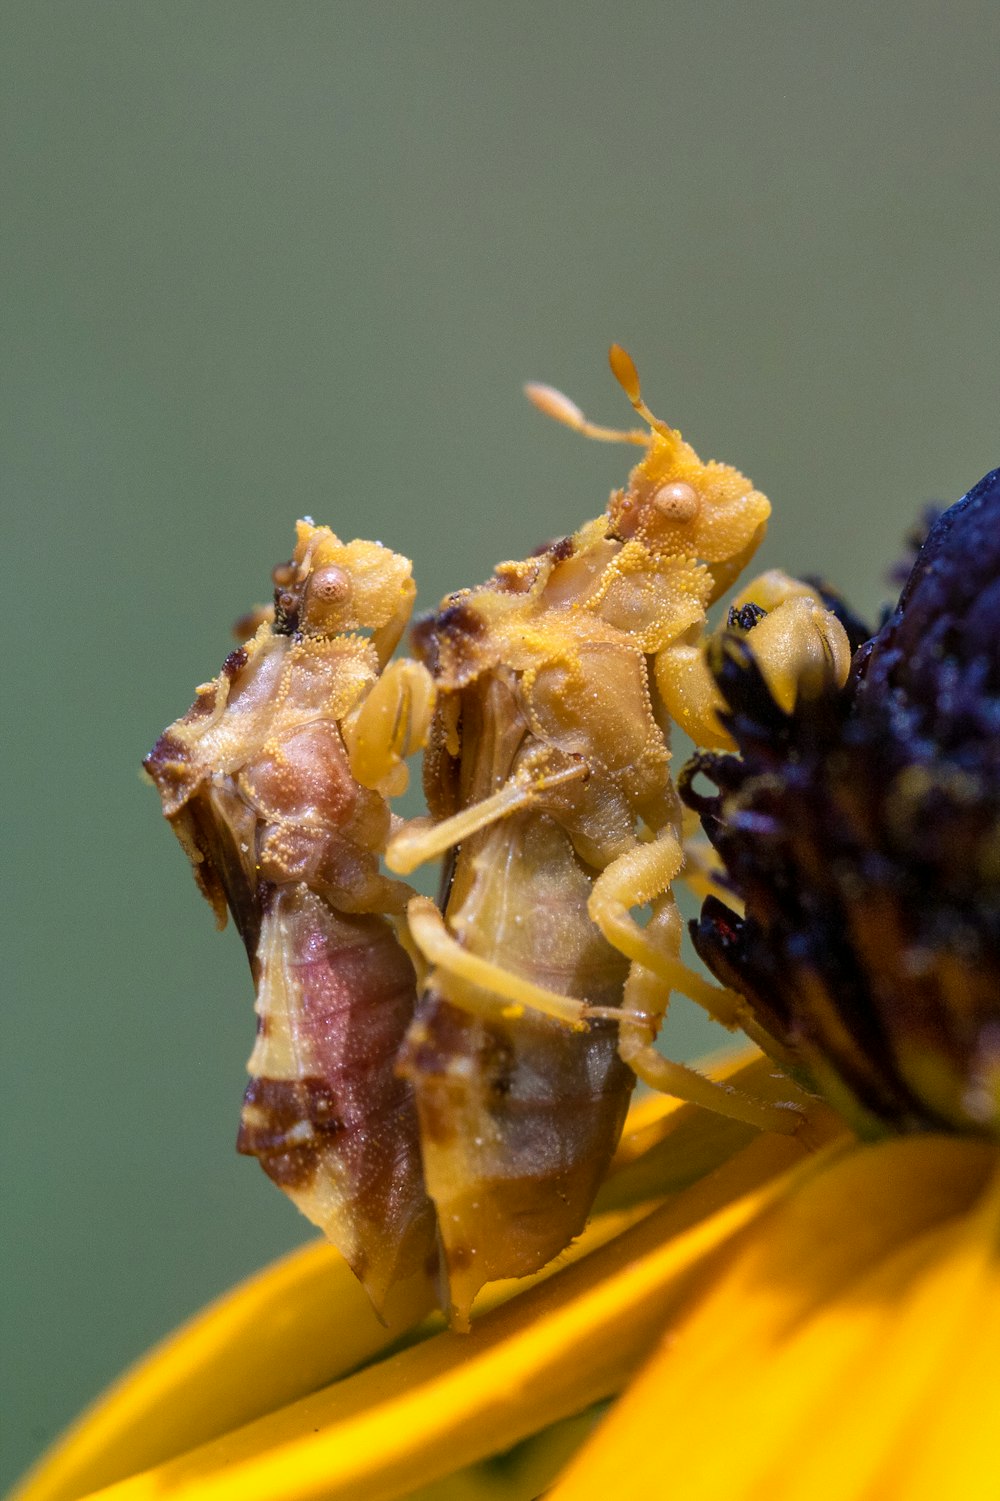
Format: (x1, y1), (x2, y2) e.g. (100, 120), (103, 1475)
(3, 1), (998, 1487)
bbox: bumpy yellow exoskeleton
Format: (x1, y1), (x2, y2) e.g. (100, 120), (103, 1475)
(367, 349), (852, 1135)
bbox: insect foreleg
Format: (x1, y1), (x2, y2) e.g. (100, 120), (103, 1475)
(731, 591), (852, 713)
(405, 896), (590, 1030)
(343, 658), (436, 798)
(587, 830), (744, 1026)
(654, 636), (738, 751)
(370, 575), (419, 668)
(656, 579), (851, 750)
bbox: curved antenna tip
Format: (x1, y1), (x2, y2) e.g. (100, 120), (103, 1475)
(523, 381), (587, 430)
(608, 344), (642, 404)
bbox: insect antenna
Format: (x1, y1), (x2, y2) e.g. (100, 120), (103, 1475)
(608, 343), (679, 445)
(524, 379), (647, 447)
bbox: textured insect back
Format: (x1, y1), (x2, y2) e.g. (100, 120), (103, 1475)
(144, 522), (438, 1317)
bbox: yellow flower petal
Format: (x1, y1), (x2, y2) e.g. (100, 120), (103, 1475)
(401, 1406), (607, 1501)
(865, 1171), (1000, 1501)
(550, 1135), (999, 1501)
(765, 1164), (1000, 1500)
(72, 1133), (821, 1501)
(17, 1046), (787, 1501)
(10, 1244), (436, 1501)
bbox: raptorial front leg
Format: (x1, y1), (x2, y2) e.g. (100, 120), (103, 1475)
(654, 635), (738, 751)
(655, 571), (852, 751)
(370, 575), (418, 669)
(735, 596), (852, 712)
(342, 658), (436, 799)
(721, 569), (853, 712)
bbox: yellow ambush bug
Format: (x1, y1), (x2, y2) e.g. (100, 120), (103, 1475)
(378, 347), (851, 1321)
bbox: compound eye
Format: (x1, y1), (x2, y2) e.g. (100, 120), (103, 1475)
(308, 565), (351, 607)
(652, 481), (699, 523)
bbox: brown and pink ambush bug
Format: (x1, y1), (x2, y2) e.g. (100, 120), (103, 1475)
(382, 348), (853, 1321)
(143, 522), (437, 1318)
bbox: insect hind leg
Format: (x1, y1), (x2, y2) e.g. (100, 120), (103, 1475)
(405, 896), (590, 1030)
(588, 828), (745, 1028)
(616, 951), (804, 1135)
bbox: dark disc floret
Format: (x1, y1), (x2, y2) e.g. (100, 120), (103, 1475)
(681, 469), (1000, 1139)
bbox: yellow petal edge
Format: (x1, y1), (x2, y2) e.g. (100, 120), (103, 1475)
(552, 1133), (1000, 1501)
(13, 1049), (820, 1501)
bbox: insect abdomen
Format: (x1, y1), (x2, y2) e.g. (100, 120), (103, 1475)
(399, 816), (632, 1325)
(239, 884), (437, 1310)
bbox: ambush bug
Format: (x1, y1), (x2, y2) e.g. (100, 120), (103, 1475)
(383, 347), (852, 1321)
(144, 521), (437, 1316)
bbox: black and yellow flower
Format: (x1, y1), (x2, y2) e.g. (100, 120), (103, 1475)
(12, 471), (1000, 1501)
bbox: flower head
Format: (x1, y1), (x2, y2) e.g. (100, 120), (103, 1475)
(684, 468), (1000, 1139)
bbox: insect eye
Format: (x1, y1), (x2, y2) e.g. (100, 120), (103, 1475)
(309, 565), (352, 607)
(272, 561), (296, 588)
(652, 481), (700, 523)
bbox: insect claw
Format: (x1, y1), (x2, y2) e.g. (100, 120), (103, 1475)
(389, 681), (409, 756)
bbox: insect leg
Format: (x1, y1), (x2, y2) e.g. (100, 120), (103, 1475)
(370, 574), (418, 668)
(405, 896), (590, 1030)
(386, 759), (588, 875)
(587, 829), (744, 1027)
(679, 807), (739, 907)
(654, 638), (738, 751)
(726, 589), (852, 713)
(342, 658), (436, 798)
(617, 948), (804, 1134)
(591, 846), (805, 1131)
